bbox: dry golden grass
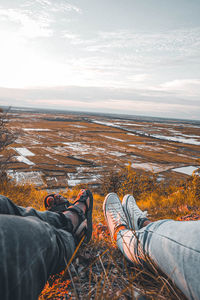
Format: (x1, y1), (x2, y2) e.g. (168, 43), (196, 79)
(0, 180), (47, 210)
(0, 171), (199, 299)
(2, 111), (199, 298)
(138, 174), (200, 219)
(39, 191), (188, 300)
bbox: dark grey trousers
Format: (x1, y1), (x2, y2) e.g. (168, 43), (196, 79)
(0, 195), (76, 300)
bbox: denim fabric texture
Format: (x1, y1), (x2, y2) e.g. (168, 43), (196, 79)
(0, 195), (75, 300)
(117, 219), (200, 300)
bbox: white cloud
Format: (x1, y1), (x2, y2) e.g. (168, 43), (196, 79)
(85, 28), (200, 57)
(0, 1), (199, 120)
(62, 31), (83, 45)
(0, 0), (81, 39)
(33, 0), (81, 13)
(151, 79), (200, 98)
(127, 74), (150, 82)
(99, 99), (199, 115)
(0, 1), (82, 87)
(160, 79), (200, 90)
(60, 27), (200, 89)
(0, 8), (53, 38)
(18, 97), (200, 119)
(0, 85), (199, 119)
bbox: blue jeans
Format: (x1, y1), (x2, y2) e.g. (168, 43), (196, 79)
(0, 195), (76, 300)
(117, 219), (200, 300)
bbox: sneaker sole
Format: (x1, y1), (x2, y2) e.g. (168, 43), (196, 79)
(84, 190), (93, 243)
(122, 194), (135, 230)
(103, 193), (124, 240)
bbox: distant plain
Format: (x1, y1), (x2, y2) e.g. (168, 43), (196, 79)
(5, 108), (200, 191)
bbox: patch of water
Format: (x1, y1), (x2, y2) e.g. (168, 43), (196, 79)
(76, 166), (91, 173)
(127, 133), (136, 136)
(131, 162), (173, 173)
(123, 123), (145, 127)
(103, 135), (125, 142)
(14, 147), (35, 156)
(177, 153), (190, 158)
(109, 151), (124, 157)
(94, 147), (106, 153)
(67, 179), (82, 186)
(7, 170), (44, 186)
(70, 124), (86, 128)
(15, 156), (35, 165)
(46, 146), (67, 155)
(14, 138), (24, 144)
(129, 144), (163, 151)
(67, 172), (101, 187)
(172, 166), (200, 176)
(151, 134), (200, 146)
(168, 129), (200, 139)
(30, 139), (41, 145)
(157, 175), (165, 182)
(63, 142), (91, 154)
(92, 120), (116, 127)
(23, 128), (51, 131)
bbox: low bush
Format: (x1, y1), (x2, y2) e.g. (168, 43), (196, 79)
(0, 170), (199, 299)
(0, 180), (47, 210)
(102, 164), (200, 218)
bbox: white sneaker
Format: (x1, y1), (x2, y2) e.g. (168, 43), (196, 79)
(122, 194), (147, 231)
(103, 193), (128, 240)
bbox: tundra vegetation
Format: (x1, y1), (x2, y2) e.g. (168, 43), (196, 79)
(0, 109), (199, 299)
(0, 167), (199, 299)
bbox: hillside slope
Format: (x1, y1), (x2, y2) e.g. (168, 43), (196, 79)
(0, 174), (199, 299)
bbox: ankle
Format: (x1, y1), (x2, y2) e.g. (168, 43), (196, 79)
(63, 210), (79, 231)
(74, 202), (86, 214)
(142, 220), (152, 227)
(114, 225), (127, 240)
(138, 217), (151, 229)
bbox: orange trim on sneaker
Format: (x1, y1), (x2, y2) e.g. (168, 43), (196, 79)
(114, 225), (127, 240)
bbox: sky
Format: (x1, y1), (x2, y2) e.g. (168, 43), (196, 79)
(0, 0), (200, 120)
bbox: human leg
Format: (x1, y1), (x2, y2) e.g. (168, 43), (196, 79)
(0, 214), (75, 300)
(0, 190), (93, 299)
(104, 193), (200, 300)
(0, 190), (93, 239)
(0, 194), (68, 229)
